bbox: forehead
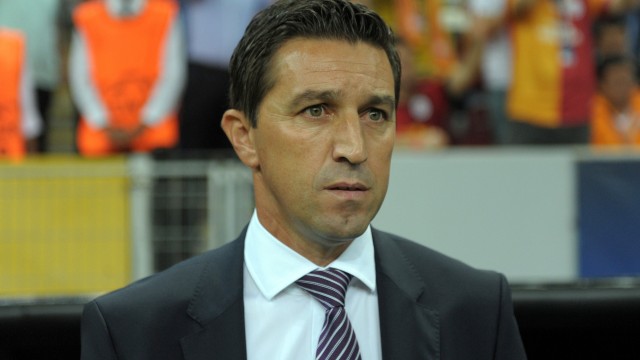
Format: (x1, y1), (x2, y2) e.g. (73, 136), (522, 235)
(266, 38), (394, 96)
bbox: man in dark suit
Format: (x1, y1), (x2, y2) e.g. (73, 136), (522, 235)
(81, 0), (527, 359)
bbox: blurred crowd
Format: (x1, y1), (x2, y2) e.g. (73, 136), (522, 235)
(374, 0), (640, 148)
(1, 0), (640, 160)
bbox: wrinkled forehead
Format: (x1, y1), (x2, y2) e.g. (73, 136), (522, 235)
(265, 37), (395, 94)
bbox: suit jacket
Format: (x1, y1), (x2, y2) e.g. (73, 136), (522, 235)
(81, 228), (527, 359)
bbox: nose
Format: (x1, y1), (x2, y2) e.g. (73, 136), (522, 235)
(332, 114), (367, 165)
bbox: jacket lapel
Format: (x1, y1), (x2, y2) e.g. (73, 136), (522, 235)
(177, 227), (441, 359)
(373, 229), (440, 360)
(180, 231), (248, 360)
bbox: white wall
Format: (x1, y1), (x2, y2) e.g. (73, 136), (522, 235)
(373, 148), (578, 283)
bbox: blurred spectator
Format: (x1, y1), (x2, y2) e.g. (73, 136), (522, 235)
(373, 0), (493, 145)
(0, 28), (43, 160)
(69, 0), (186, 156)
(0, 0), (63, 153)
(591, 54), (640, 145)
(395, 38), (450, 149)
(178, 0), (269, 153)
(385, 0), (464, 81)
(506, 0), (638, 145)
(593, 14), (629, 59)
(466, 0), (512, 144)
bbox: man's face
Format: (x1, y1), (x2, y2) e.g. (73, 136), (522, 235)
(601, 62), (635, 109)
(248, 38), (395, 260)
(597, 26), (627, 57)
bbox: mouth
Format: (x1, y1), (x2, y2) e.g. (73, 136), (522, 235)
(324, 181), (370, 202)
(326, 182), (369, 191)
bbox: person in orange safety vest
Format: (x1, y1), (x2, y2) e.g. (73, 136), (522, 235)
(591, 54), (640, 146)
(0, 27), (42, 160)
(69, 0), (185, 156)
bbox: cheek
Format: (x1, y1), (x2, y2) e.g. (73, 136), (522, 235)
(605, 82), (630, 99)
(369, 138), (394, 181)
(264, 145), (318, 190)
(601, 83), (617, 98)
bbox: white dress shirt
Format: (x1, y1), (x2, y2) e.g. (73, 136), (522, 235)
(244, 211), (382, 360)
(20, 63), (42, 139)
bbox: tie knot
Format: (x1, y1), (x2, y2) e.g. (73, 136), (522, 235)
(296, 268), (353, 310)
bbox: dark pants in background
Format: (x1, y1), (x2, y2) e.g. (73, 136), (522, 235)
(178, 62), (232, 152)
(35, 88), (53, 152)
(509, 120), (589, 145)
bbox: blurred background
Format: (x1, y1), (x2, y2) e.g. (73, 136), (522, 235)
(1, 0), (640, 359)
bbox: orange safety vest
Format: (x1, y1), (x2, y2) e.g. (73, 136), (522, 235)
(74, 0), (179, 156)
(0, 29), (26, 160)
(590, 90), (640, 146)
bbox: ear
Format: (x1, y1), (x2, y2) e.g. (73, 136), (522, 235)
(221, 109), (260, 170)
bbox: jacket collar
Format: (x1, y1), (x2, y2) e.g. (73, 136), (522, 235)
(373, 228), (441, 359)
(180, 230), (248, 360)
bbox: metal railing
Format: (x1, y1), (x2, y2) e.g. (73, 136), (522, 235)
(129, 155), (253, 277)
(0, 154), (254, 297)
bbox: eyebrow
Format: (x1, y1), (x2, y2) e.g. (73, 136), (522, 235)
(287, 89), (341, 110)
(366, 94), (396, 111)
(287, 89), (396, 111)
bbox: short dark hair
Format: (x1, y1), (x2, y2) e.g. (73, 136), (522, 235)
(593, 14), (627, 40)
(228, 0), (401, 127)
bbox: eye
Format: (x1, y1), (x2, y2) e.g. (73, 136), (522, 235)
(304, 105), (325, 118)
(367, 108), (387, 122)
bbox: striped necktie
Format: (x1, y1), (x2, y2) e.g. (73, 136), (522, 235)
(296, 268), (362, 360)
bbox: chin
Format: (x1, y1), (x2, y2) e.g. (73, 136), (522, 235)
(323, 222), (369, 243)
(309, 210), (374, 243)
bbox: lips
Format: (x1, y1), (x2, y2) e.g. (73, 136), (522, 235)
(327, 182), (368, 191)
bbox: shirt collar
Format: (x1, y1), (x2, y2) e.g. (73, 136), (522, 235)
(244, 210), (377, 300)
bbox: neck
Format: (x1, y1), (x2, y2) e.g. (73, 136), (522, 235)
(609, 99), (631, 114)
(255, 208), (352, 267)
(106, 0), (144, 17)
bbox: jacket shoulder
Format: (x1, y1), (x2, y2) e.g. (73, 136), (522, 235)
(373, 229), (507, 302)
(90, 239), (242, 317)
(81, 239), (244, 358)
